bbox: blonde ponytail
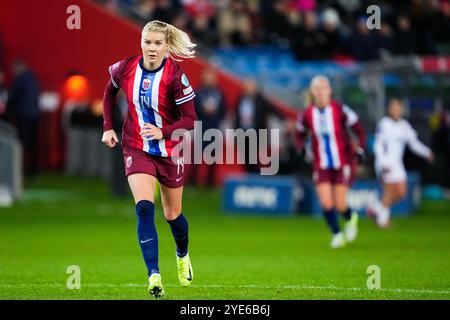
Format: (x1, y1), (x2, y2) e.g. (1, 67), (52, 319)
(304, 89), (314, 106)
(142, 20), (196, 61)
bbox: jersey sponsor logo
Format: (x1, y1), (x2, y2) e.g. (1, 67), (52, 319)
(181, 73), (189, 87)
(126, 156), (133, 168)
(142, 77), (152, 90)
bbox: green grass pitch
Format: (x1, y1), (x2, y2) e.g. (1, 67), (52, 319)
(0, 174), (449, 299)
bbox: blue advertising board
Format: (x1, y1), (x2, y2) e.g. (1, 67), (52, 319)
(222, 174), (300, 215)
(222, 173), (421, 217)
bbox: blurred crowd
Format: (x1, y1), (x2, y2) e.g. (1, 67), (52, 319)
(1, 1), (450, 188)
(0, 60), (40, 178)
(1, 57), (449, 186)
(96, 0), (450, 61)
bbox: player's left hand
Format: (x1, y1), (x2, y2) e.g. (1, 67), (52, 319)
(355, 146), (367, 164)
(140, 123), (163, 140)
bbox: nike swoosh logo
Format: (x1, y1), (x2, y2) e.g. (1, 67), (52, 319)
(186, 264), (192, 281)
(140, 238), (153, 244)
(176, 177), (183, 182)
(140, 90), (150, 94)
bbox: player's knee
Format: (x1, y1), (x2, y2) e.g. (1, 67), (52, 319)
(335, 203), (347, 213)
(397, 187), (407, 200)
(321, 201), (334, 211)
(136, 200), (154, 217)
(163, 207), (181, 221)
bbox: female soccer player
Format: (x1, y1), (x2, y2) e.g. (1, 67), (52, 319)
(368, 98), (434, 228)
(295, 75), (367, 248)
(101, 20), (197, 298)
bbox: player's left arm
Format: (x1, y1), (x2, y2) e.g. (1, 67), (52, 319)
(405, 122), (434, 162)
(140, 100), (196, 140)
(343, 104), (367, 151)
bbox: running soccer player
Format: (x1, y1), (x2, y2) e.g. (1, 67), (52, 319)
(368, 98), (434, 228)
(295, 75), (367, 248)
(101, 20), (197, 298)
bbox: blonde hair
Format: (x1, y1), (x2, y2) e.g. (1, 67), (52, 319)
(310, 74), (330, 88)
(305, 75), (331, 106)
(304, 89), (314, 106)
(142, 20), (196, 61)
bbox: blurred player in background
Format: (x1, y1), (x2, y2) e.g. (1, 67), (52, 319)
(368, 98), (434, 228)
(101, 20), (197, 298)
(192, 67), (226, 187)
(295, 75), (366, 248)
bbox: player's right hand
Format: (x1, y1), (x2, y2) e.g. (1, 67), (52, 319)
(102, 129), (119, 148)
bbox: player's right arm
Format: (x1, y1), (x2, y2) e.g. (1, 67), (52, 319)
(294, 109), (310, 152)
(373, 119), (391, 172)
(101, 60), (125, 148)
(343, 104), (367, 157)
(102, 78), (119, 148)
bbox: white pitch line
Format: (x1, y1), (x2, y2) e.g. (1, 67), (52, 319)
(0, 283), (449, 295)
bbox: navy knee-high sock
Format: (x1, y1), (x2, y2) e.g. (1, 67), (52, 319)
(324, 208), (340, 234)
(167, 213), (189, 258)
(136, 200), (159, 276)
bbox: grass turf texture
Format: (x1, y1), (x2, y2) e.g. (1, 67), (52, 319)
(0, 174), (449, 300)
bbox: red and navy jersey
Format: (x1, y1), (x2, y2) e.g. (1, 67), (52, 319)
(296, 101), (365, 170)
(108, 55), (195, 157)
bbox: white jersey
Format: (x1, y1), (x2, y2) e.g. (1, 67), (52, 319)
(373, 116), (431, 183)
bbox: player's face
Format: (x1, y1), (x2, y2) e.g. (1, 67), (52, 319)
(310, 79), (332, 107)
(389, 100), (404, 120)
(141, 31), (169, 67)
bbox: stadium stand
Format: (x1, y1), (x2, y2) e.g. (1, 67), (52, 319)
(0, 0), (449, 188)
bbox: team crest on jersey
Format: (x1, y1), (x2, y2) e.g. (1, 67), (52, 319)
(142, 78), (152, 90)
(126, 156), (132, 168)
(181, 74), (189, 87)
